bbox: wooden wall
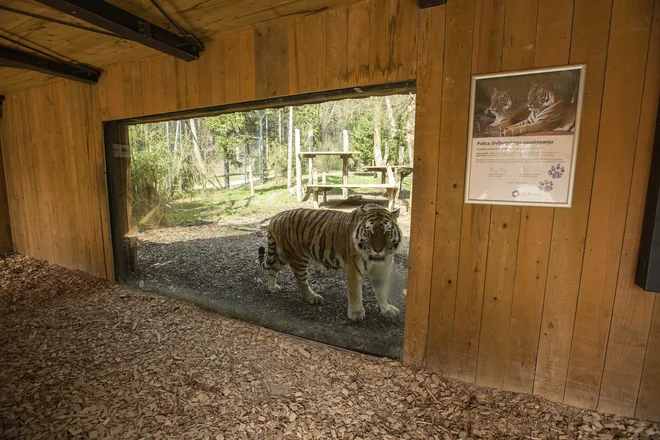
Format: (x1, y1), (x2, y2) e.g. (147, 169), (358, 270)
(0, 0), (658, 422)
(402, 0), (660, 422)
(0, 82), (113, 279)
(96, 0), (418, 121)
(0, 134), (12, 253)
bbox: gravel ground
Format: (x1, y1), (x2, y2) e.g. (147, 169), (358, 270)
(1, 253), (660, 439)
(131, 206), (411, 359)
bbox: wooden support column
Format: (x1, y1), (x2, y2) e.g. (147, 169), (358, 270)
(295, 129), (302, 202)
(104, 123), (136, 281)
(0, 134), (12, 253)
(342, 129), (349, 198)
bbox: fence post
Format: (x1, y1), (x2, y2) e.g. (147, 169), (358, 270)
(295, 129), (302, 202)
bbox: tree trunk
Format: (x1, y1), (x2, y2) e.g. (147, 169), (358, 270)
(287, 106), (293, 191)
(189, 119), (207, 190)
(373, 100), (383, 166)
(258, 112), (265, 185)
(278, 109), (282, 152)
(295, 129), (302, 202)
(406, 112), (414, 165)
(307, 130), (313, 186)
(246, 141), (255, 196)
(385, 97), (397, 165)
(265, 112), (269, 177)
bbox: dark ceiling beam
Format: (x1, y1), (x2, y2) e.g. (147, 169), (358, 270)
(0, 45), (100, 84)
(417, 0), (447, 8)
(32, 0), (203, 61)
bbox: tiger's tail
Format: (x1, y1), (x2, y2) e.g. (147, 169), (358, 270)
(258, 231), (277, 270)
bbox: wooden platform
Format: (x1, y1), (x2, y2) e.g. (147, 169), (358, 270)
(307, 182), (397, 209)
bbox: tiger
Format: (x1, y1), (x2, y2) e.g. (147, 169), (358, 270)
(257, 203), (402, 322)
(502, 83), (576, 136)
(484, 88), (530, 133)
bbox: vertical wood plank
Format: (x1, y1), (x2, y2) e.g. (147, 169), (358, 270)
(130, 59), (144, 117)
(256, 22), (290, 99)
(120, 62), (134, 119)
(347, 0), (370, 87)
(210, 39), (226, 106)
(162, 56), (178, 113)
(225, 34), (241, 103)
(185, 59), (200, 110)
(598, 0), (660, 416)
(0, 133), (12, 253)
(484, 0), (540, 394)
(304, 12), (328, 92)
(503, 0), (573, 395)
(239, 29), (256, 102)
(175, 58), (188, 111)
(475, 0), (538, 388)
(150, 56), (166, 114)
(197, 51), (213, 108)
(637, 298), (660, 421)
(402, 4), (446, 368)
(389, 0), (418, 82)
(369, 0), (392, 84)
(452, 0), (505, 384)
(533, 0), (613, 402)
(452, 0), (507, 381)
(326, 7), (349, 90)
(140, 58), (154, 116)
(106, 63), (125, 120)
(288, 16), (307, 95)
(425, 0), (475, 375)
(564, 0), (655, 409)
(87, 83), (114, 280)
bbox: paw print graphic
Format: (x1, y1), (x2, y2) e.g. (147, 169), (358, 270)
(538, 180), (554, 192)
(548, 163), (565, 179)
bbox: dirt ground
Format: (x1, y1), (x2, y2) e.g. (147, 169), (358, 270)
(2, 254), (659, 440)
(131, 200), (411, 359)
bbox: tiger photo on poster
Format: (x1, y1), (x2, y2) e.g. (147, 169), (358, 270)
(465, 64), (586, 207)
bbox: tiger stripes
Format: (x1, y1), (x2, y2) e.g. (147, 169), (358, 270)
(258, 203), (402, 322)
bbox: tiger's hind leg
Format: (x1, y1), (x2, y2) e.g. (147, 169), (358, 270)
(290, 259), (324, 305)
(260, 234), (284, 293)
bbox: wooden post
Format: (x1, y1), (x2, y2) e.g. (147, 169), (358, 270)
(106, 124), (136, 280)
(342, 129), (349, 198)
(287, 107), (293, 192)
(295, 129), (302, 202)
(322, 171), (327, 204)
(307, 130), (314, 187)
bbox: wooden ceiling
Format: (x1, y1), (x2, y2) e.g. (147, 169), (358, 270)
(0, 0), (363, 95)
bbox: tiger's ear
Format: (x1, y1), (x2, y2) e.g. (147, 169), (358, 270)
(493, 87), (498, 93)
(506, 88), (514, 95)
(391, 208), (400, 220)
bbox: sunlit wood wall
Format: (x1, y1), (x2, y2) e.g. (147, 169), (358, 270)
(403, 0), (660, 422)
(0, 0), (658, 421)
(0, 82), (112, 279)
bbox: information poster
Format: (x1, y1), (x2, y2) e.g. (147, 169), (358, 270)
(465, 64), (586, 208)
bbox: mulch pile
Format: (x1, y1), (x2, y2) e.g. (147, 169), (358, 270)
(1, 253), (658, 439)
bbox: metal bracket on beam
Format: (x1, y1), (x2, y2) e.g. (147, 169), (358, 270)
(417, 0), (447, 8)
(0, 45), (100, 84)
(33, 0), (204, 61)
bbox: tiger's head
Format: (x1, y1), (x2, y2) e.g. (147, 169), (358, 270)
(352, 204), (402, 261)
(526, 83), (558, 112)
(486, 88), (515, 116)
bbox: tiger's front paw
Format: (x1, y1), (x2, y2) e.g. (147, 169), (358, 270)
(379, 304), (400, 319)
(348, 308), (366, 322)
(306, 292), (324, 305)
(268, 284), (282, 293)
